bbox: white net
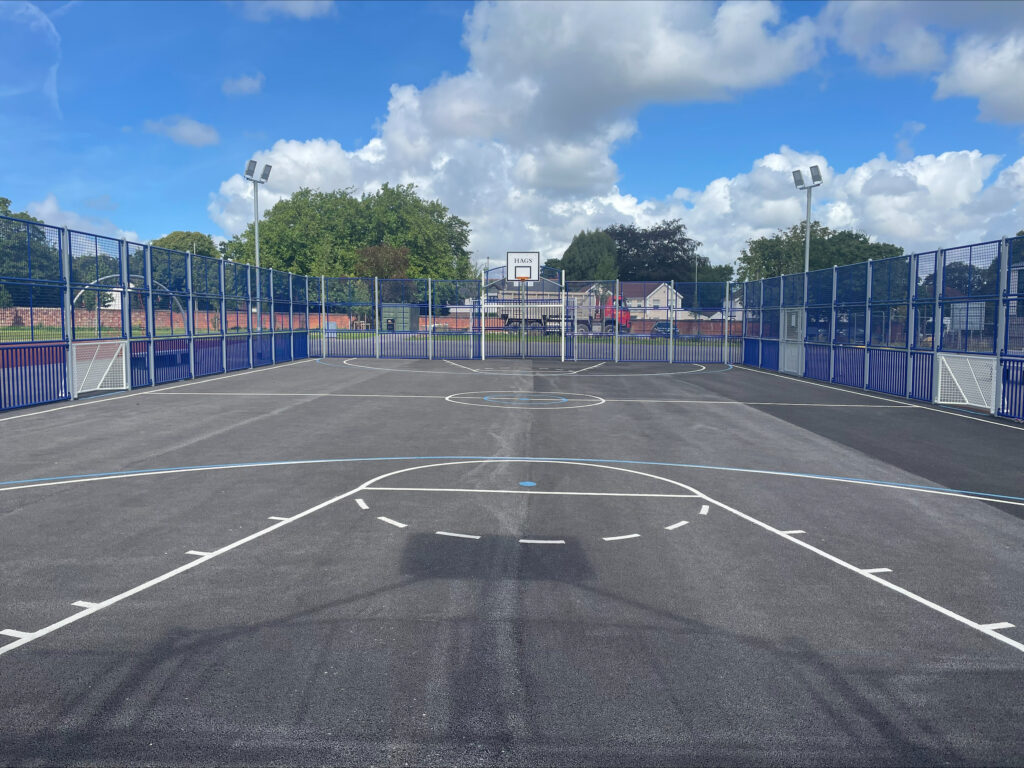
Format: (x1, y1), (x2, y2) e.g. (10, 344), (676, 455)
(71, 341), (127, 397)
(936, 353), (996, 410)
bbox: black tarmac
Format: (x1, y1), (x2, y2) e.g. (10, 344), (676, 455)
(0, 357), (1022, 766)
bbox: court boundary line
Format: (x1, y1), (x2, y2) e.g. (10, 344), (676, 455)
(330, 357), (720, 377)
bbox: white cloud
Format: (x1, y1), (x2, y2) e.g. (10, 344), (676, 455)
(936, 34), (1024, 122)
(143, 115), (220, 147)
(0, 1), (61, 114)
(222, 72), (265, 96)
(27, 194), (139, 241)
(241, 1), (334, 21)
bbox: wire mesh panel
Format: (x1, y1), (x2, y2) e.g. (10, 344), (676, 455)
(0, 216), (65, 344)
(431, 280), (480, 360)
(940, 241), (1000, 354)
(126, 242), (149, 339)
(324, 277), (375, 357)
(379, 279), (428, 359)
(307, 276), (323, 358)
(566, 281), (615, 361)
(151, 246), (190, 339)
(0, 342), (68, 411)
(672, 281), (725, 363)
(70, 340), (127, 396)
(619, 281), (669, 362)
(779, 275), (805, 375)
(936, 353), (997, 410)
(69, 230), (123, 340)
(1004, 237), (1023, 356)
(292, 276), (308, 360)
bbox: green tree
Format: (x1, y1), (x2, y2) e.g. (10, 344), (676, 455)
(698, 263), (734, 282)
(605, 219), (706, 283)
(736, 222), (903, 282)
(152, 231), (220, 258)
(354, 244), (411, 278)
(0, 197), (63, 317)
(560, 230), (617, 281)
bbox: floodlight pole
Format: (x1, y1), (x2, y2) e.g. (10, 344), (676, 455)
(804, 186), (812, 273)
(252, 179), (261, 271)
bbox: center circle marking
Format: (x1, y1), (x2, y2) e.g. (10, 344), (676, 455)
(445, 390), (606, 409)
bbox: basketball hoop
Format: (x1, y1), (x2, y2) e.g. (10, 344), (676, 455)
(516, 276), (530, 281)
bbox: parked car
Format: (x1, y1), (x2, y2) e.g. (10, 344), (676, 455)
(651, 321), (671, 338)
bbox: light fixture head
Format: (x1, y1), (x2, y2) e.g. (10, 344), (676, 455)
(260, 164), (272, 183)
(245, 159), (257, 179)
(810, 165), (822, 184)
(792, 170), (804, 189)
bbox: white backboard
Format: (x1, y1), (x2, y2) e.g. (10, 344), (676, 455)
(507, 251), (540, 281)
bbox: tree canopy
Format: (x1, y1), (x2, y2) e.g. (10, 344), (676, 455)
(221, 184), (475, 280)
(560, 229), (617, 281)
(736, 222), (903, 282)
(152, 231), (220, 258)
(605, 219), (707, 283)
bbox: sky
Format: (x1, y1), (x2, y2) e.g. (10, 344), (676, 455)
(2, 0), (1023, 267)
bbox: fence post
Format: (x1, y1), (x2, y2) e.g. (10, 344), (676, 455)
(829, 265), (838, 382)
(614, 279), (620, 363)
(145, 245), (155, 384)
(863, 259), (872, 388)
(60, 227), (76, 398)
(269, 270), (276, 364)
(289, 273), (295, 361)
(118, 239), (131, 390)
(219, 259), (227, 372)
(427, 278), (433, 360)
(724, 281), (730, 364)
(905, 253), (915, 398)
(994, 238), (1010, 414)
(247, 265), (254, 369)
(320, 275), (326, 359)
(186, 253), (195, 378)
(932, 250), (944, 400)
(560, 269), (566, 363)
(480, 273), (486, 361)
(758, 279), (764, 367)
(374, 276), (380, 358)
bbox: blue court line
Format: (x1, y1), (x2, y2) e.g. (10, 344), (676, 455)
(2, 455), (1022, 505)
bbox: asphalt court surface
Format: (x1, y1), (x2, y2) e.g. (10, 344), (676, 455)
(1, 357), (1023, 766)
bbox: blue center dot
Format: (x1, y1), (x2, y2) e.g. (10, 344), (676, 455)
(519, 481), (536, 487)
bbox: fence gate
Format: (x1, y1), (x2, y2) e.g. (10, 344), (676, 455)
(780, 308), (804, 375)
(482, 275), (564, 359)
(935, 353), (997, 411)
(70, 340), (128, 398)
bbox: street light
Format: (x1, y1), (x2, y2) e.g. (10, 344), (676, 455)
(244, 160), (272, 269)
(792, 164), (823, 273)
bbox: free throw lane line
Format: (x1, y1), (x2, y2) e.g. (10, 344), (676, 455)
(377, 516), (407, 528)
(602, 533), (641, 541)
(435, 531), (481, 540)
(355, 498), (369, 510)
(665, 520), (689, 530)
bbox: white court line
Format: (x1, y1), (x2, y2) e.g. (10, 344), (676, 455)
(0, 358), (314, 424)
(377, 516), (407, 528)
(443, 359), (479, 373)
(435, 531), (480, 540)
(602, 533), (641, 541)
(781, 530), (806, 535)
(603, 399), (913, 408)
(572, 362), (606, 374)
(736, 364), (1024, 432)
(0, 483), (363, 658)
(72, 601), (99, 609)
(154, 391), (441, 400)
(355, 498), (369, 510)
(367, 487), (698, 498)
(519, 539), (565, 544)
(862, 567), (893, 574)
(186, 550), (212, 557)
(699, 505), (709, 515)
(1, 629), (33, 639)
(268, 516), (290, 522)
(980, 622), (1015, 631)
(665, 520), (689, 530)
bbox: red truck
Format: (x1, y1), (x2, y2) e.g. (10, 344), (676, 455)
(574, 295), (630, 334)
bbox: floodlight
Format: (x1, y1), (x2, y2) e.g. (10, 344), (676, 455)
(260, 164), (272, 183)
(245, 159), (257, 179)
(810, 165), (822, 184)
(792, 170), (804, 189)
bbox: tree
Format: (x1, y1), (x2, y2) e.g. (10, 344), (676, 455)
(0, 197), (63, 315)
(544, 257), (563, 273)
(152, 231), (220, 258)
(604, 219), (706, 283)
(560, 230), (617, 281)
(354, 244), (411, 278)
(698, 263), (734, 282)
(1017, 229), (1023, 237)
(736, 222), (903, 282)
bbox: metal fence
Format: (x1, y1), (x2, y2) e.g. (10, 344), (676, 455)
(1, 213), (1022, 421)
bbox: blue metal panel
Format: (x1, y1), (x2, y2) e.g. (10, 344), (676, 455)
(194, 337), (224, 377)
(293, 331), (308, 360)
(909, 351), (934, 401)
(225, 336), (249, 371)
(760, 339), (779, 371)
(0, 342), (68, 411)
(381, 331), (428, 359)
(999, 358), (1024, 420)
(153, 338), (190, 384)
(324, 330), (374, 358)
(743, 338), (759, 365)
(804, 343), (830, 381)
(866, 348), (907, 397)
(252, 333), (273, 367)
(274, 333), (292, 363)
(833, 346), (865, 388)
(130, 340), (151, 388)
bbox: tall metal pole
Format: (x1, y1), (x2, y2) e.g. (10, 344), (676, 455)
(427, 278), (433, 360)
(60, 227), (75, 398)
(320, 275), (327, 359)
(804, 186), (812, 273)
(668, 279), (675, 364)
(614, 279), (620, 364)
(253, 179), (260, 271)
(374, 276), (380, 358)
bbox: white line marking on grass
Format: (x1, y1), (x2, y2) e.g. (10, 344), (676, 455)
(443, 359), (480, 373)
(665, 520), (689, 530)
(862, 568), (893, 574)
(0, 629), (33, 639)
(268, 516), (289, 521)
(72, 601), (99, 609)
(602, 533), (641, 541)
(0, 358), (314, 424)
(980, 622), (1015, 631)
(369, 487), (698, 498)
(435, 531), (480, 539)
(186, 550), (212, 557)
(356, 498), (369, 510)
(377, 516), (407, 528)
(781, 530), (806, 535)
(0, 483), (363, 658)
(572, 362), (606, 374)
(699, 504), (709, 515)
(735, 364), (1024, 432)
(519, 539), (565, 544)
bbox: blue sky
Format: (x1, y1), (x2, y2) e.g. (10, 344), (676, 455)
(2, 0), (1023, 265)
